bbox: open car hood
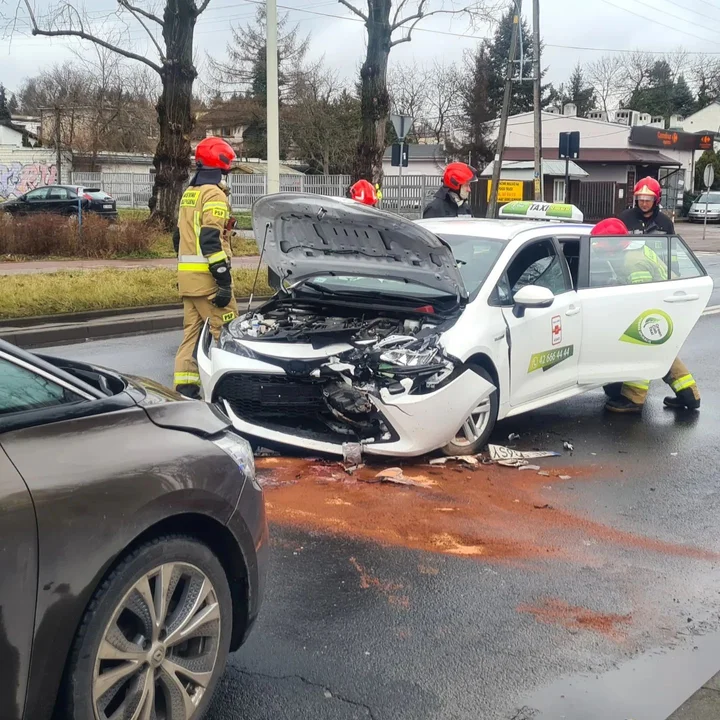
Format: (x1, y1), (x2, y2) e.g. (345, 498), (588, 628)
(252, 193), (468, 300)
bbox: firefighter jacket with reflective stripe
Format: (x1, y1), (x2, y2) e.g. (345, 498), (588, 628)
(622, 245), (668, 284)
(174, 184), (233, 297)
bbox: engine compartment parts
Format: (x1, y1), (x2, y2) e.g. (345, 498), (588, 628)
(216, 302), (463, 443)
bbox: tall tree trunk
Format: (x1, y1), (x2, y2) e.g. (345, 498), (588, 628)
(353, 0), (391, 184)
(148, 0), (197, 230)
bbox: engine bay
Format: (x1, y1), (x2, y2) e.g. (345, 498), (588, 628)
(217, 299), (461, 442)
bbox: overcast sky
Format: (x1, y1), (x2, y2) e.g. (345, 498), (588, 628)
(2, 0), (720, 102)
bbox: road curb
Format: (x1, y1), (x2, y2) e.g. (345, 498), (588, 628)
(0, 296), (269, 349)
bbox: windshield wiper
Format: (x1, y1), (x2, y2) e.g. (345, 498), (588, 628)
(294, 281), (340, 296)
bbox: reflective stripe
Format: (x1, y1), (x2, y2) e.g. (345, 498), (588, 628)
(208, 251), (228, 264)
(671, 374), (696, 393)
(174, 372), (200, 385)
(630, 271), (653, 284)
(178, 263), (211, 273)
(203, 201), (230, 219)
(624, 381), (650, 391)
(179, 254), (208, 264)
(193, 211), (202, 256)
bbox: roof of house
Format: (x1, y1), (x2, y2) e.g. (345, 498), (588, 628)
(382, 143), (447, 161)
(481, 159), (588, 178)
(504, 147), (681, 166)
(0, 120), (38, 140)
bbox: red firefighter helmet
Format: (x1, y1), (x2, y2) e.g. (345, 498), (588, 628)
(349, 179), (378, 206)
(195, 137), (236, 172)
(591, 218), (630, 250)
(443, 162), (477, 192)
(633, 177), (662, 203)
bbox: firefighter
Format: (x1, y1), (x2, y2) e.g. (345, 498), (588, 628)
(619, 177), (675, 234)
(590, 218), (700, 414)
(423, 162), (477, 219)
(173, 136), (238, 399)
(349, 179), (379, 206)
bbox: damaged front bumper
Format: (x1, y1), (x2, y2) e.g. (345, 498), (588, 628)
(197, 319), (494, 458)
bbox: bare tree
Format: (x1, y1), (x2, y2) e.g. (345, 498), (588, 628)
(12, 0), (217, 229)
(424, 60), (463, 143)
(285, 62), (360, 175)
(338, 0), (501, 183)
(388, 61), (429, 121)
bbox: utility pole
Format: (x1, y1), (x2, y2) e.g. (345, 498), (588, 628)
(532, 0), (543, 201)
(488, 0), (522, 218)
(54, 106), (62, 184)
(266, 0), (280, 194)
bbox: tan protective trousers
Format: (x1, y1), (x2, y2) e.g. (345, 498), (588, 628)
(173, 295), (238, 389)
(621, 357), (700, 405)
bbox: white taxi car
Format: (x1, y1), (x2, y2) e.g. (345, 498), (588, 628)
(197, 194), (712, 457)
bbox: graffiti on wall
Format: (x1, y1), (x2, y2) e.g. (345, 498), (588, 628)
(0, 163), (58, 201)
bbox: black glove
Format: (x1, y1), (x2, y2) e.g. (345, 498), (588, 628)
(212, 285), (233, 308)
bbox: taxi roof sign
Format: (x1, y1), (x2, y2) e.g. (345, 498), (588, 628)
(499, 201), (584, 223)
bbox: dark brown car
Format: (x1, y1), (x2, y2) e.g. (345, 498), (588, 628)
(0, 339), (268, 720)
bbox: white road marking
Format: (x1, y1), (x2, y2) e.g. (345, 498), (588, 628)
(702, 304), (720, 316)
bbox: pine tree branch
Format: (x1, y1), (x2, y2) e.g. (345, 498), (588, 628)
(338, 0), (367, 22)
(23, 0), (162, 74)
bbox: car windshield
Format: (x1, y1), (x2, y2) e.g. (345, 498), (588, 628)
(434, 234), (506, 295)
(696, 193), (720, 204)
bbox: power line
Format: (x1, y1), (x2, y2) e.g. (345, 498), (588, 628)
(600, 0), (720, 45)
(633, 0), (720, 32)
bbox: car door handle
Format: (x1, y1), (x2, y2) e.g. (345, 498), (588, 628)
(664, 294), (700, 303)
(565, 307), (581, 316)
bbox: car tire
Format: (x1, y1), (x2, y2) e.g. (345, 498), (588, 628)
(442, 366), (499, 457)
(63, 535), (233, 720)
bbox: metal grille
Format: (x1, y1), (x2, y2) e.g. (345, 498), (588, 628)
(215, 373), (326, 420)
(577, 181), (617, 221)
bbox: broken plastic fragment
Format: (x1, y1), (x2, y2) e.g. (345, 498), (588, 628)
(342, 442), (363, 466)
(371, 467), (435, 488)
(517, 465), (541, 472)
(497, 459), (529, 468)
(430, 456), (479, 468)
(563, 442), (574, 451)
(508, 433), (521, 442)
(558, 475), (572, 481)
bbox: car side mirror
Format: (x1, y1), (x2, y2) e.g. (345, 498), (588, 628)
(512, 285), (555, 318)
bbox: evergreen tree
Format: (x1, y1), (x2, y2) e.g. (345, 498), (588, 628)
(672, 74), (695, 119)
(7, 93), (18, 115)
(485, 8), (535, 117)
(695, 149), (720, 190)
(566, 63), (597, 117)
(0, 85), (10, 124)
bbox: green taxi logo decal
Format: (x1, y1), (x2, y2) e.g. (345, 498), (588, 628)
(620, 309), (674, 346)
(528, 345), (574, 373)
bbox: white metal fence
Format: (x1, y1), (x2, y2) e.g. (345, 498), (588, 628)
(69, 172), (444, 217)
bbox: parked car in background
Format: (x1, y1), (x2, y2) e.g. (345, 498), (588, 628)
(0, 338), (267, 720)
(688, 191), (720, 223)
(69, 186), (119, 220)
(0, 185), (117, 220)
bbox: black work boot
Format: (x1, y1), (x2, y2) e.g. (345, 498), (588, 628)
(176, 384), (201, 400)
(605, 397), (644, 414)
(664, 389), (700, 410)
(603, 383), (623, 400)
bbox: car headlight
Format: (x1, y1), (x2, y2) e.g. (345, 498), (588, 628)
(218, 333), (255, 358)
(213, 431), (259, 489)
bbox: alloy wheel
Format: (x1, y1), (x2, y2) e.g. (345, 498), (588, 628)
(452, 398), (492, 447)
(92, 562), (222, 720)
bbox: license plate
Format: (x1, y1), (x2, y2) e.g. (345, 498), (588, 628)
(103, 204), (113, 209)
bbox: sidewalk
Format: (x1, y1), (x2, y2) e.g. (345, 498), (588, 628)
(0, 255), (263, 274)
(667, 671), (720, 719)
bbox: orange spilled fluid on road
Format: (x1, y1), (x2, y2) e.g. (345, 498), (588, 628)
(257, 456), (720, 565)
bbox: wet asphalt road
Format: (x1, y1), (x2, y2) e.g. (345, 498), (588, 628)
(45, 317), (720, 720)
